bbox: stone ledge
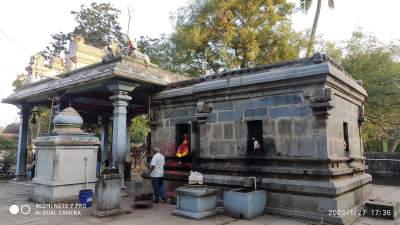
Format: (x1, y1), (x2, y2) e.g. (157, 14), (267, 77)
(196, 165), (359, 176)
(201, 173), (371, 197)
(261, 174), (372, 196)
(176, 186), (218, 196)
(33, 178), (97, 186)
(265, 204), (363, 225)
(29, 194), (78, 204)
(196, 155), (358, 162)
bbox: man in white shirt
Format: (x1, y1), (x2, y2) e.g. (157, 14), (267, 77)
(149, 147), (166, 203)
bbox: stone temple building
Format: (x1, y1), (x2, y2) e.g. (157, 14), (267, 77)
(2, 36), (371, 224)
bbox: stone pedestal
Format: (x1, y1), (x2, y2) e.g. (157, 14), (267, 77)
(32, 107), (100, 203)
(173, 185), (218, 219)
(94, 171), (125, 217)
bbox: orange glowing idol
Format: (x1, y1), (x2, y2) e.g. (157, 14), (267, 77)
(176, 134), (189, 158)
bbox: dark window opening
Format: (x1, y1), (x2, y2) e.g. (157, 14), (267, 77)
(247, 120), (263, 153)
(176, 123), (191, 155)
(343, 122), (350, 154)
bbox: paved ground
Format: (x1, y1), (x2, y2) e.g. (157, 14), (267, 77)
(0, 180), (399, 225)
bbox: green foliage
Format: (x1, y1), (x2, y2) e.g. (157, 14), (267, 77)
(29, 107), (51, 137)
(43, 2), (124, 58)
(2, 148), (16, 168)
(137, 35), (185, 75)
(168, 0), (306, 76)
(318, 30), (400, 151)
(41, 32), (72, 58)
(300, 0), (334, 13)
(130, 114), (150, 144)
(340, 30), (400, 151)
(0, 136), (16, 167)
(71, 2), (125, 48)
(0, 136), (16, 149)
(12, 73), (26, 89)
(16, 2), (126, 87)
(317, 39), (343, 64)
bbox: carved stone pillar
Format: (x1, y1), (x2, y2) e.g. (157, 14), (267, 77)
(99, 117), (110, 172)
(306, 88), (334, 128)
(15, 105), (31, 179)
(305, 88), (334, 159)
(107, 81), (136, 186)
(195, 101), (212, 124)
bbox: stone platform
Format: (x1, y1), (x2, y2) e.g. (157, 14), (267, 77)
(1, 181), (399, 225)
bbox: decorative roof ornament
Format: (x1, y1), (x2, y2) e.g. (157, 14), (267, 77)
(124, 36), (150, 64)
(102, 39), (122, 61)
(52, 106), (84, 134)
(312, 52), (329, 63)
(74, 35), (85, 45)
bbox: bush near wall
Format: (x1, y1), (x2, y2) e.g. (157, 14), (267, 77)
(0, 135), (16, 149)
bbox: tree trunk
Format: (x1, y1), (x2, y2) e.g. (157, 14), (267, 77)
(306, 0), (322, 57)
(388, 139), (399, 152)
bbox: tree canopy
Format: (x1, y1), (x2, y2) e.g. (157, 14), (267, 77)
(42, 2), (124, 58)
(319, 30), (400, 152)
(71, 3), (124, 48)
(139, 0), (307, 77)
(171, 0), (306, 75)
(341, 31), (400, 151)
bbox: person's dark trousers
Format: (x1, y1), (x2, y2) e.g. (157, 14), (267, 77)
(151, 177), (166, 202)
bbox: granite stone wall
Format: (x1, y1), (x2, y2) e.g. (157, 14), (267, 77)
(327, 92), (363, 158)
(152, 105), (197, 156)
(199, 92), (317, 158)
(152, 91), (329, 159)
(365, 152), (400, 185)
(153, 87), (365, 161)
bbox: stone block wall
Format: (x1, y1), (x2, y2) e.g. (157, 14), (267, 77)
(153, 89), (365, 162)
(152, 105), (197, 157)
(199, 92), (317, 158)
(365, 152), (400, 185)
(152, 91), (328, 159)
(327, 92), (362, 158)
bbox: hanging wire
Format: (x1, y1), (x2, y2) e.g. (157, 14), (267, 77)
(0, 29), (33, 53)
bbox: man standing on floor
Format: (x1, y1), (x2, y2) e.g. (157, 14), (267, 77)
(149, 147), (167, 203)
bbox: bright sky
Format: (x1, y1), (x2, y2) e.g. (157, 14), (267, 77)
(0, 0), (399, 127)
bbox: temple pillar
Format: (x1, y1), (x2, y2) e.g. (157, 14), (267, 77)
(15, 105), (31, 179)
(99, 117), (110, 171)
(107, 81), (137, 186)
